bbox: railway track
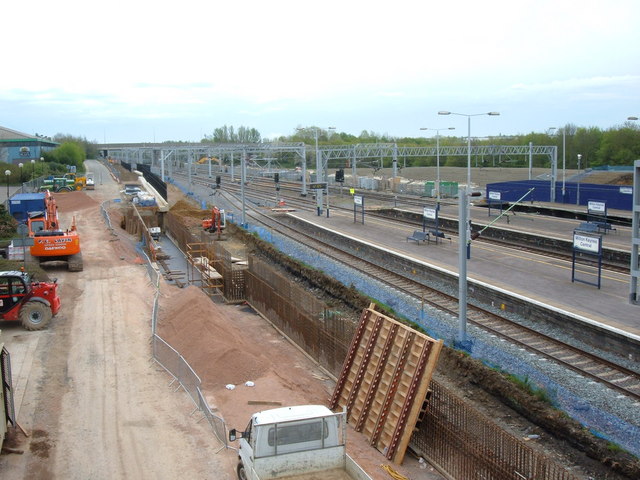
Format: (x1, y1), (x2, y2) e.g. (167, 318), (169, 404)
(208, 186), (640, 402)
(180, 171), (630, 272)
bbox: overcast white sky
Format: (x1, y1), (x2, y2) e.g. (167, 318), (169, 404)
(2, 0), (639, 143)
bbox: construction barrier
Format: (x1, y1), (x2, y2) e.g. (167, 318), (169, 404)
(102, 199), (228, 450)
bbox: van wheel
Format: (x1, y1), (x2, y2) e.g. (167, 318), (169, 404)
(236, 463), (247, 480)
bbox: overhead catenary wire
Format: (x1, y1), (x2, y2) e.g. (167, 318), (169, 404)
(471, 187), (535, 239)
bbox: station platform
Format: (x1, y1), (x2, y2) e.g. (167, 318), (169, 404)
(404, 199), (632, 252)
(281, 204), (639, 339)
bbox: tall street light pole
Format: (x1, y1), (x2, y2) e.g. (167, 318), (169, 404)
(628, 118), (638, 304)
(576, 154), (582, 206)
(314, 128), (322, 216)
(562, 129), (566, 199)
(420, 127), (455, 204)
(296, 128), (309, 197)
(439, 111), (499, 259)
(548, 127), (567, 201)
(5, 169), (11, 201)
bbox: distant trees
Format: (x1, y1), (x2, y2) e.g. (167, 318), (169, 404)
(35, 134), (103, 176)
(42, 142), (86, 174)
(598, 123), (640, 166)
(203, 125), (261, 143)
(54, 120), (640, 171)
(283, 123), (640, 170)
(54, 133), (99, 159)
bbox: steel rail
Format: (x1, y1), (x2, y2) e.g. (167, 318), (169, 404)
(177, 172), (630, 272)
(204, 184), (640, 402)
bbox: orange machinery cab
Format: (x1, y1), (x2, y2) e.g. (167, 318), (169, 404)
(27, 214), (81, 258)
(26, 190), (81, 259)
(202, 207), (226, 232)
(30, 228), (81, 258)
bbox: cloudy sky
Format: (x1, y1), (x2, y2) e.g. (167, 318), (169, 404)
(2, 0), (639, 143)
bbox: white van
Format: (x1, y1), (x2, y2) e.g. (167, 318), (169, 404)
(229, 405), (370, 480)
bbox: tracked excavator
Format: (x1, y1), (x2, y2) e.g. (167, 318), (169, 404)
(202, 206), (226, 237)
(27, 191), (83, 271)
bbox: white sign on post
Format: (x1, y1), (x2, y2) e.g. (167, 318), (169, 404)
(354, 195), (363, 206)
(587, 201), (606, 213)
(423, 207), (436, 220)
(488, 191), (501, 201)
(573, 233), (600, 254)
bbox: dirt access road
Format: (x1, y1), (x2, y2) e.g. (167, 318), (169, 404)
(0, 165), (233, 479)
(1, 163), (441, 480)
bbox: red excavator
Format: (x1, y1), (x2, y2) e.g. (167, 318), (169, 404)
(27, 191), (83, 271)
(202, 206), (226, 237)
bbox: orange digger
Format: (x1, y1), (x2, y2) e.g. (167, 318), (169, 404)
(27, 191), (83, 271)
(202, 206), (226, 238)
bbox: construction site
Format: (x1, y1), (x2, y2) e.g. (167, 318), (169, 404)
(1, 160), (637, 480)
(120, 191), (634, 480)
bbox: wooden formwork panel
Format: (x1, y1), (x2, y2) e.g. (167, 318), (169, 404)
(330, 304), (443, 464)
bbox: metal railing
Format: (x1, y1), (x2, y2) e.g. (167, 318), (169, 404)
(101, 198), (228, 451)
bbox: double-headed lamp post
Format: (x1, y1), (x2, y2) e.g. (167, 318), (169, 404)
(438, 111), (500, 189)
(420, 126), (455, 203)
(439, 110), (499, 261)
(438, 111), (498, 345)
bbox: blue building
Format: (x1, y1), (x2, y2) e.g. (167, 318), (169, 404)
(0, 125), (58, 165)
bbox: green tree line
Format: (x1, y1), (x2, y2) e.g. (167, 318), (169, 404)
(202, 125), (262, 143)
(40, 121), (640, 174)
(199, 122), (639, 170)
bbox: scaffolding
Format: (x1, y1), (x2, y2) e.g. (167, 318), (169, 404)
(186, 242), (224, 297)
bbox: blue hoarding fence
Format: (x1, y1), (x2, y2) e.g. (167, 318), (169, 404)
(486, 180), (633, 211)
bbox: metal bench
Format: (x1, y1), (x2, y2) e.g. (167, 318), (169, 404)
(429, 229), (452, 244)
(576, 222), (598, 233)
(407, 230), (430, 244)
(594, 221), (616, 234)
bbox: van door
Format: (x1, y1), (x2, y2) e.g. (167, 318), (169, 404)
(238, 419), (255, 475)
